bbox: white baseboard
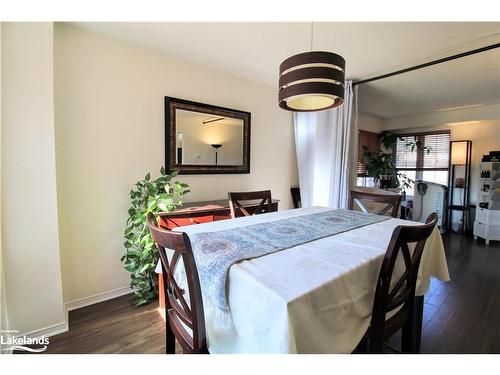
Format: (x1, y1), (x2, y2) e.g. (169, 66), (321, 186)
(22, 321), (68, 339)
(65, 286), (133, 312)
(3, 286), (133, 348)
(3, 315), (68, 347)
(3, 321), (68, 354)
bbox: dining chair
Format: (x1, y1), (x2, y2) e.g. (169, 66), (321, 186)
(147, 214), (208, 354)
(290, 186), (301, 208)
(349, 190), (402, 218)
(357, 212), (438, 353)
(228, 190), (275, 218)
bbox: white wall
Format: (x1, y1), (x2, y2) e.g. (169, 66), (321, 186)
(1, 23), (66, 335)
(380, 103), (500, 131)
(54, 24), (298, 304)
(178, 117), (243, 165)
(358, 113), (383, 133)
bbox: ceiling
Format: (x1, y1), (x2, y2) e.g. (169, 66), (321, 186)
(73, 22), (500, 118)
(358, 46), (500, 119)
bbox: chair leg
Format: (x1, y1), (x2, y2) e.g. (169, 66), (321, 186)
(402, 297), (422, 354)
(368, 329), (384, 354)
(353, 335), (368, 353)
(369, 340), (384, 354)
(165, 317), (176, 354)
(412, 296), (424, 353)
(401, 322), (413, 353)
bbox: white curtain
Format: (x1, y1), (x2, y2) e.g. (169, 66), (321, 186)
(293, 81), (357, 209)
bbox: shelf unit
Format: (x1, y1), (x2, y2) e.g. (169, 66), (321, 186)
(448, 140), (472, 233)
(474, 161), (500, 244)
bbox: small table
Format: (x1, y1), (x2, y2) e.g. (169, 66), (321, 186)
(156, 198), (279, 309)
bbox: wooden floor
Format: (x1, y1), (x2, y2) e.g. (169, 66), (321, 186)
(44, 294), (170, 354)
(43, 232), (500, 354)
(420, 232), (500, 353)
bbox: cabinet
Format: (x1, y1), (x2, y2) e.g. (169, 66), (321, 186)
(474, 161), (500, 244)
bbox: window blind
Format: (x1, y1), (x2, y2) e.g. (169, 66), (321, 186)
(357, 130), (380, 176)
(395, 130), (450, 171)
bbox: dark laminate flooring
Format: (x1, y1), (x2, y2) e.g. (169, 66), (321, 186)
(420, 233), (500, 353)
(43, 232), (500, 354)
(43, 293), (170, 354)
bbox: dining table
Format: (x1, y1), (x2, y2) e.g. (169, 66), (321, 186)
(166, 206), (450, 354)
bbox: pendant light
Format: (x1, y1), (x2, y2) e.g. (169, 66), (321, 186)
(279, 23), (345, 112)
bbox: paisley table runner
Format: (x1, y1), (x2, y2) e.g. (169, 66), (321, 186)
(187, 209), (390, 329)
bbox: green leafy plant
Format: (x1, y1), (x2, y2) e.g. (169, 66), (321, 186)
(362, 149), (413, 190)
(362, 132), (432, 191)
(122, 167), (190, 306)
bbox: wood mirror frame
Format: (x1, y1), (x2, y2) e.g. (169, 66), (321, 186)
(165, 97), (251, 175)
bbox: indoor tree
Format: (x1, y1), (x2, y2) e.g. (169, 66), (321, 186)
(362, 132), (431, 191)
(122, 167), (189, 306)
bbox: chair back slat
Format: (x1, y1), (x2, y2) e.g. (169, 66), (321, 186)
(386, 269), (410, 304)
(168, 312), (195, 351)
(168, 292), (193, 328)
(377, 204), (395, 216)
(368, 212), (438, 353)
(147, 215), (208, 354)
(386, 289), (412, 312)
(159, 249), (193, 325)
(228, 190), (275, 218)
(353, 198), (370, 214)
(349, 190), (402, 218)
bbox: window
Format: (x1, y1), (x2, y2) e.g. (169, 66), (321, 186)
(395, 131), (450, 196)
(399, 170), (417, 196)
(356, 176), (376, 187)
(357, 130), (379, 186)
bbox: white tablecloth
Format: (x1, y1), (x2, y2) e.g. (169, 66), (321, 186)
(173, 206), (449, 354)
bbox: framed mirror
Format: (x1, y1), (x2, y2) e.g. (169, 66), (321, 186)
(165, 97), (251, 174)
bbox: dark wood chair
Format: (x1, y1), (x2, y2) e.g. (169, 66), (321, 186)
(349, 190), (402, 218)
(147, 215), (208, 354)
(290, 187), (301, 208)
(357, 212), (438, 353)
(228, 190), (275, 218)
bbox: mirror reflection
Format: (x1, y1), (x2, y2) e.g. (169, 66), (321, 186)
(175, 109), (244, 166)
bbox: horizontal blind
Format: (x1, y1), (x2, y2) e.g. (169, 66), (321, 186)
(357, 130), (380, 176)
(395, 135), (418, 170)
(395, 131), (450, 171)
(422, 133), (451, 169)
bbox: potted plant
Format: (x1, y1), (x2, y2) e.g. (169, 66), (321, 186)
(122, 167), (190, 306)
(362, 132), (431, 192)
